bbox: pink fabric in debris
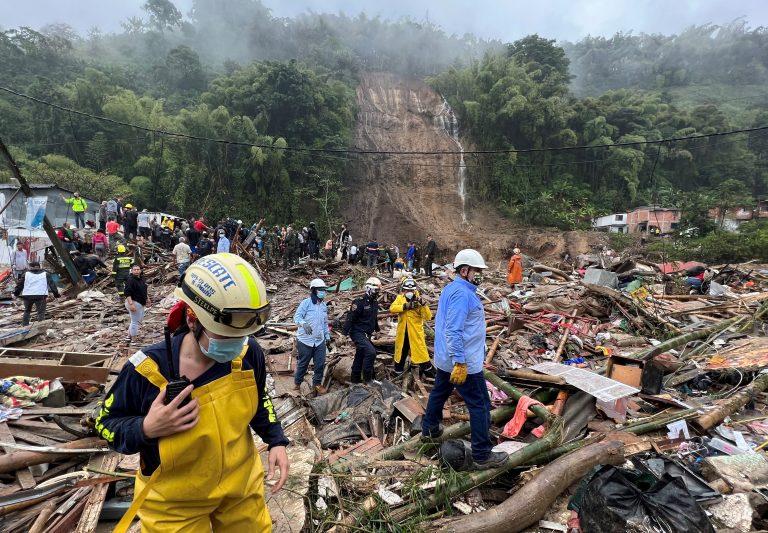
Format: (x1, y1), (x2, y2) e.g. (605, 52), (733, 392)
(501, 396), (544, 439)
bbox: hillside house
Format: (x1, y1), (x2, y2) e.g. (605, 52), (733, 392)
(592, 213), (629, 233)
(708, 201), (768, 231)
(626, 206), (681, 234)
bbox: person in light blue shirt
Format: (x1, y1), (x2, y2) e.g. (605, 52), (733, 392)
(293, 278), (331, 394)
(216, 230), (231, 254)
(422, 249), (507, 471)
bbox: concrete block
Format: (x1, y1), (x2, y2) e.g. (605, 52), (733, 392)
(583, 268), (618, 289)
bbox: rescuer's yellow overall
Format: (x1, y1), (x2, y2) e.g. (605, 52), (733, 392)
(115, 348), (271, 532)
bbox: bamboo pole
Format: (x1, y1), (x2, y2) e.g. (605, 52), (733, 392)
(634, 315), (746, 361)
(693, 373), (768, 431)
(552, 318), (574, 363)
(484, 329), (506, 365)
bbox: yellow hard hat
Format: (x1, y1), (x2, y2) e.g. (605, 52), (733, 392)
(175, 253), (270, 336)
(125, 203), (133, 209)
(117, 244), (127, 253)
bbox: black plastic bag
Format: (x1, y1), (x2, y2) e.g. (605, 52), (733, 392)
(578, 465), (715, 533)
(438, 439), (474, 471)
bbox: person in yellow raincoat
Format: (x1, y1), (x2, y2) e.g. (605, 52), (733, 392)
(507, 247), (523, 286)
(96, 253), (289, 532)
(389, 277), (434, 378)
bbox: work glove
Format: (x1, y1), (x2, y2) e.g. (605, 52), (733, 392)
(302, 323), (313, 335)
(449, 363), (468, 385)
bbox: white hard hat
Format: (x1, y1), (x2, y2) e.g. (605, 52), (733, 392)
(513, 247), (521, 254)
(453, 249), (488, 269)
(309, 278), (327, 289)
(365, 277), (382, 289)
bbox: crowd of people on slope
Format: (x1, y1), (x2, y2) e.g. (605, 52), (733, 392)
(345, 234), (439, 277)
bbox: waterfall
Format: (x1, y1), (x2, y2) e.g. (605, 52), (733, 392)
(435, 99), (467, 223)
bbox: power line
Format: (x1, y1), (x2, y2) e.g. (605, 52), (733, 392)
(3, 84), (768, 156)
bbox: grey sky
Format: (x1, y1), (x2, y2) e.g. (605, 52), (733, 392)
(2, 0), (767, 42)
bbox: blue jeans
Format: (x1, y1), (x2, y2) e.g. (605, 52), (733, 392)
(295, 340), (326, 386)
(125, 300), (145, 337)
(178, 262), (190, 276)
(422, 368), (493, 462)
(74, 211), (85, 229)
(367, 254), (377, 268)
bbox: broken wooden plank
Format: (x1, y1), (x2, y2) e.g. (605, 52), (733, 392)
(0, 363), (109, 383)
(0, 437), (106, 474)
(0, 422), (36, 490)
(75, 452), (120, 533)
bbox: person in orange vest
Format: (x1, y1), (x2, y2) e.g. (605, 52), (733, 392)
(507, 247), (523, 286)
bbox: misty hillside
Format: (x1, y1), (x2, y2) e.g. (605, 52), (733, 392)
(0, 0), (767, 253)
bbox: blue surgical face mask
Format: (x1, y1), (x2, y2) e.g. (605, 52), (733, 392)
(199, 331), (247, 363)
(316, 290), (326, 300)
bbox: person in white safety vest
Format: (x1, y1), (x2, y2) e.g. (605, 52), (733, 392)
(13, 261), (60, 325)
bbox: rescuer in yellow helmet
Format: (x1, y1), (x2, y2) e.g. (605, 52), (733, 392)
(97, 253), (289, 532)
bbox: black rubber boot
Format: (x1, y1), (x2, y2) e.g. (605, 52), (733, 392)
(472, 451), (508, 471)
(419, 362), (435, 379)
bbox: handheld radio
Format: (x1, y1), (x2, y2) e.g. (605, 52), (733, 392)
(163, 326), (192, 406)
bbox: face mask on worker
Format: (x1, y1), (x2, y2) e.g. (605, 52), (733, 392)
(405, 291), (414, 300)
(365, 286), (378, 298)
(316, 290), (326, 300)
(462, 267), (482, 286)
(199, 331), (247, 363)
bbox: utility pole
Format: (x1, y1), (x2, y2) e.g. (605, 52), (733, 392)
(0, 138), (85, 289)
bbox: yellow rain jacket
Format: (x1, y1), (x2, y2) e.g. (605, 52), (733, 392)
(389, 291), (432, 364)
(114, 346), (271, 533)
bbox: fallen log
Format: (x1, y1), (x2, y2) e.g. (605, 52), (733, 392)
(532, 264), (571, 281)
(0, 437), (105, 474)
(499, 370), (566, 385)
(694, 373), (768, 431)
(436, 440), (625, 533)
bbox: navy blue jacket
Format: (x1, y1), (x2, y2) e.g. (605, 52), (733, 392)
(343, 294), (380, 336)
(95, 334), (288, 475)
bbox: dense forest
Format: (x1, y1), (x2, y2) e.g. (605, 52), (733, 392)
(0, 0), (767, 258)
(432, 33), (768, 232)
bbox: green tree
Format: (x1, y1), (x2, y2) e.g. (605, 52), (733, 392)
(142, 0), (182, 33)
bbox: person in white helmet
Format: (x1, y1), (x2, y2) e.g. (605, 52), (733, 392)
(293, 278), (331, 394)
(96, 253), (289, 532)
(343, 277), (381, 383)
(422, 249), (507, 470)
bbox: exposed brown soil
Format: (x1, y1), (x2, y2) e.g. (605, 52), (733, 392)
(343, 72), (605, 262)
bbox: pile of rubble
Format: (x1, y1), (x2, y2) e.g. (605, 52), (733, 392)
(0, 249), (767, 532)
